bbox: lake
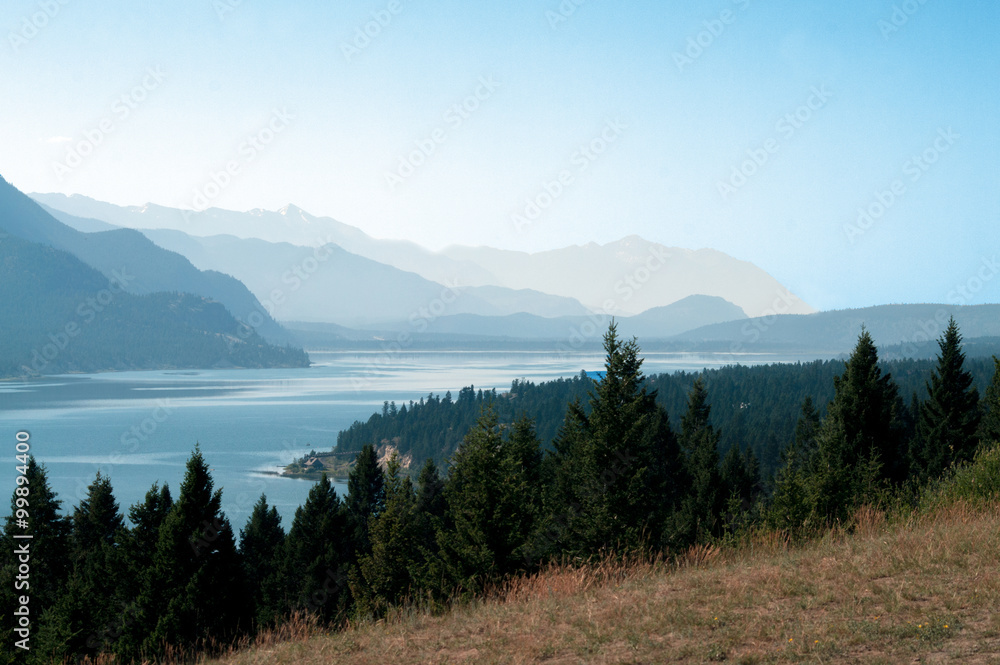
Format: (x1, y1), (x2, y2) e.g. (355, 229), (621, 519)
(0, 349), (820, 530)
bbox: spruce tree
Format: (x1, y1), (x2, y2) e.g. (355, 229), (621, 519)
(282, 474), (351, 623)
(677, 378), (723, 542)
(0, 457), (71, 664)
(979, 356), (1000, 444)
(139, 447), (249, 656)
(914, 319), (981, 480)
(113, 482), (172, 660)
(35, 473), (127, 661)
(438, 408), (541, 593)
(344, 443), (385, 560)
(804, 329), (902, 524)
(354, 454), (419, 618)
(239, 494), (286, 628)
(547, 323), (683, 554)
(769, 397), (821, 530)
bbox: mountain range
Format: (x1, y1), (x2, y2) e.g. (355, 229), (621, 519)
(32, 193), (814, 322)
(0, 176), (308, 377)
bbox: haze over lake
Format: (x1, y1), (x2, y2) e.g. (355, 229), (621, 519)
(0, 348), (823, 526)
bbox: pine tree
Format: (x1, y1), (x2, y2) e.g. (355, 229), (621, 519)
(979, 356), (1000, 444)
(344, 443), (385, 561)
(677, 378), (723, 542)
(113, 482), (172, 660)
(282, 474), (351, 623)
(438, 408), (542, 593)
(914, 319), (981, 480)
(35, 473), (128, 661)
(804, 329), (902, 524)
(547, 323), (683, 554)
(239, 494), (286, 628)
(354, 454), (419, 617)
(769, 397), (821, 530)
(139, 447), (250, 656)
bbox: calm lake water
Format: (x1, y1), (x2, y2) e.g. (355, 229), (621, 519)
(0, 349), (816, 529)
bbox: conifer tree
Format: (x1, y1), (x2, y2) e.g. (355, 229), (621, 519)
(344, 443), (385, 560)
(354, 454), (420, 617)
(282, 474), (351, 623)
(139, 447), (249, 655)
(677, 378), (723, 542)
(547, 323), (683, 554)
(979, 356), (1000, 444)
(35, 473), (127, 661)
(239, 494), (286, 628)
(914, 319), (981, 479)
(804, 329), (902, 524)
(438, 408), (542, 593)
(113, 482), (172, 661)
(0, 457), (70, 622)
(769, 397), (821, 530)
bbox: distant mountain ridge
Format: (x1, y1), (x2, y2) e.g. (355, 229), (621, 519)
(3, 191), (292, 344)
(673, 303), (1000, 355)
(0, 175), (308, 377)
(31, 193), (815, 320)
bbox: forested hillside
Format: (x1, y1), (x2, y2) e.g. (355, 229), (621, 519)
(4, 321), (998, 664)
(333, 347), (998, 478)
(0, 234), (308, 377)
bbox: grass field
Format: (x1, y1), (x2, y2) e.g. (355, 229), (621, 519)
(207, 498), (1000, 665)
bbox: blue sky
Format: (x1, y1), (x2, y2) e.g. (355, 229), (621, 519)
(2, 0), (998, 311)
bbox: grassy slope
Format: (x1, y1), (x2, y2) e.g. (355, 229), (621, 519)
(213, 500), (1000, 665)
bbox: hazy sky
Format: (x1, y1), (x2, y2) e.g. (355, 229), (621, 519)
(2, 0), (997, 311)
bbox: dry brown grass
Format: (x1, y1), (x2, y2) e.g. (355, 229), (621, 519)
(208, 502), (1000, 665)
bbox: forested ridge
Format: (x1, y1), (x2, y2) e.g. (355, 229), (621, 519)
(3, 321), (999, 663)
(0, 234), (309, 377)
(334, 344), (997, 478)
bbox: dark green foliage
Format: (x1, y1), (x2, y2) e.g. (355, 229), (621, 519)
(34, 473), (127, 661)
(345, 444), (385, 561)
(438, 408), (542, 593)
(545, 324), (684, 555)
(976, 356), (1000, 445)
(772, 330), (906, 529)
(282, 475), (352, 623)
(239, 495), (286, 628)
(0, 458), (71, 664)
(913, 319), (982, 479)
(354, 455), (420, 617)
(137, 447), (250, 656)
(676, 378), (723, 543)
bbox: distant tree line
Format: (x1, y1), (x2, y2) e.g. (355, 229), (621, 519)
(334, 335), (997, 479)
(3, 320), (999, 663)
